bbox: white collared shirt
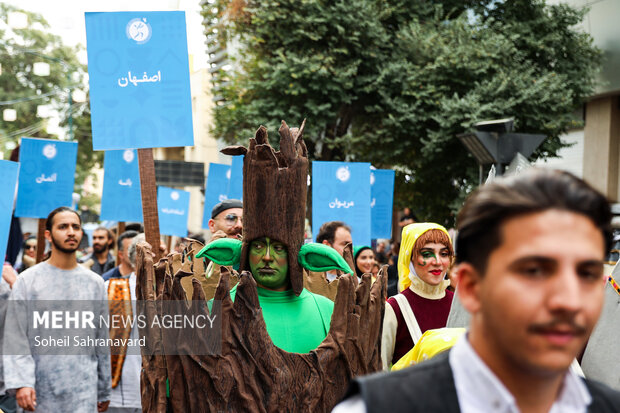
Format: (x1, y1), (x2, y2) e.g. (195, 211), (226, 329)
(332, 335), (592, 413)
(450, 336), (591, 413)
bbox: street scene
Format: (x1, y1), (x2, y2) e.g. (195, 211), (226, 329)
(1, 0), (620, 412)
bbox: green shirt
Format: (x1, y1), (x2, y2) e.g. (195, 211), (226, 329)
(220, 285), (334, 353)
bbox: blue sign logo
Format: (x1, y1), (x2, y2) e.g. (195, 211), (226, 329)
(126, 18), (152, 44)
(100, 149), (143, 222)
(312, 161), (371, 247)
(85, 11), (194, 150)
(0, 160), (19, 261)
(371, 169), (395, 239)
(15, 138), (77, 219)
(158, 186), (189, 237)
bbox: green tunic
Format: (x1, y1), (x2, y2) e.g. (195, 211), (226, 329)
(225, 285), (334, 353)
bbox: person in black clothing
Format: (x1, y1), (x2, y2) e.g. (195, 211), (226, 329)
(374, 241), (388, 265)
(80, 226), (115, 275)
(398, 207), (418, 229)
(335, 169), (620, 413)
(102, 230), (139, 281)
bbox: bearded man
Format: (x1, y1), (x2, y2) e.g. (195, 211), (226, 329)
(3, 207), (111, 412)
(81, 226), (116, 276)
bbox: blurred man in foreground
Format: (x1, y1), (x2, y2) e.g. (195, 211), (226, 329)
(335, 169), (620, 412)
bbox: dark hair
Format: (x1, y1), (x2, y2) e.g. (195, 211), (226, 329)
(316, 221), (352, 245)
(188, 233), (206, 244)
(46, 207), (81, 231)
(117, 230), (139, 251)
(456, 169), (612, 273)
(94, 226), (113, 239)
(22, 235), (37, 250)
(354, 246), (374, 277)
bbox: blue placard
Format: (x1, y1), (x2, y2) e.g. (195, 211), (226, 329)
(371, 169), (395, 239)
(158, 186), (189, 237)
(312, 161), (371, 247)
(202, 163), (231, 228)
(0, 161), (19, 261)
(100, 149), (143, 222)
(15, 138), (78, 219)
(85, 11), (194, 150)
(228, 156), (243, 201)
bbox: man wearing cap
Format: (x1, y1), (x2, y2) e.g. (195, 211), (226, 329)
(208, 199), (243, 240)
(204, 199), (243, 279)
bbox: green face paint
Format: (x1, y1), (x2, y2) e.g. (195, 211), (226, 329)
(248, 237), (289, 291)
(420, 250), (437, 266)
(413, 243), (452, 286)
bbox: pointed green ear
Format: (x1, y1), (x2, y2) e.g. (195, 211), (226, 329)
(298, 243), (353, 275)
(195, 238), (242, 267)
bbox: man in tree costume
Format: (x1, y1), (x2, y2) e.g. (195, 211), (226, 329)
(135, 120), (386, 412)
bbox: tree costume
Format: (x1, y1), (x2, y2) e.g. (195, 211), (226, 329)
(135, 120), (386, 412)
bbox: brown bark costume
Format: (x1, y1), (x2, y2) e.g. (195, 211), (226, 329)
(135, 121), (386, 412)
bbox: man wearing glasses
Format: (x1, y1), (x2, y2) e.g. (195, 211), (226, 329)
(205, 200), (243, 278)
(207, 199), (243, 240)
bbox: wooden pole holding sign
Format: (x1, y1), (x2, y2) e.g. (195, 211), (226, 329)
(36, 218), (46, 263)
(166, 235), (172, 255)
(115, 221), (126, 266)
(137, 148), (162, 262)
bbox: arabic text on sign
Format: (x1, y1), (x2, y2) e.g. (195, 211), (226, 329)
(35, 173), (57, 184)
(118, 71), (161, 87)
(328, 198), (355, 209)
(161, 208), (185, 216)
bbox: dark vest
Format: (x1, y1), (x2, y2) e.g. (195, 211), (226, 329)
(349, 352), (620, 413)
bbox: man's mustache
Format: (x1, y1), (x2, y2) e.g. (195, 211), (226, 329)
(228, 228), (242, 236)
(528, 317), (587, 336)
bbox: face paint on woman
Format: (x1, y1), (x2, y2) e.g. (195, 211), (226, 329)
(412, 242), (452, 286)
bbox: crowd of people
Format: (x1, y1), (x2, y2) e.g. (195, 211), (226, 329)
(1, 168), (620, 412)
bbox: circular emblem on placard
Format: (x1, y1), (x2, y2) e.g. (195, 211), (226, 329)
(123, 149), (135, 163)
(336, 166), (350, 182)
(126, 18), (152, 44)
(370, 172), (375, 186)
(42, 144), (57, 159)
(170, 191), (180, 201)
(226, 168), (231, 180)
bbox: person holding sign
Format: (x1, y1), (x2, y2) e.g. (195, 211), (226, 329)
(3, 207), (111, 412)
(381, 223), (455, 370)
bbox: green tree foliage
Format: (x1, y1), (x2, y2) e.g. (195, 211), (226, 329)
(0, 4), (100, 191)
(204, 0), (600, 225)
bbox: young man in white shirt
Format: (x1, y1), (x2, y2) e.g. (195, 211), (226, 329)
(4, 206), (111, 412)
(335, 169), (620, 413)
